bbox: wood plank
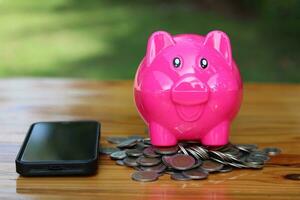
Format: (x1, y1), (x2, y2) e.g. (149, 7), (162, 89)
(0, 79), (299, 199)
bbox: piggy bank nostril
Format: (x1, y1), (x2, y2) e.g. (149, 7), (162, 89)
(173, 78), (208, 93)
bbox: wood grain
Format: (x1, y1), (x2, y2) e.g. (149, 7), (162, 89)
(0, 78), (299, 200)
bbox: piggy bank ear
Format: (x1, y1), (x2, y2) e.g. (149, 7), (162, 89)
(146, 31), (175, 66)
(203, 30), (232, 66)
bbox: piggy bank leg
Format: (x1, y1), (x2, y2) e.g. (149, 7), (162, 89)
(149, 122), (177, 146)
(201, 121), (229, 146)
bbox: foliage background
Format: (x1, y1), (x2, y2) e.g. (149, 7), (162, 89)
(0, 0), (299, 82)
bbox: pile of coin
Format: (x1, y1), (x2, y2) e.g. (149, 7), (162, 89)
(100, 136), (281, 182)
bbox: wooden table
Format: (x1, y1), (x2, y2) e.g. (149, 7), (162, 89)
(0, 78), (299, 199)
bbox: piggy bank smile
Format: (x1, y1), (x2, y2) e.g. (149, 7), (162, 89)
(171, 76), (209, 122)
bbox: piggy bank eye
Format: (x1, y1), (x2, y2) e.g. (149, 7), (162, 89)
(200, 58), (208, 69)
(173, 57), (181, 68)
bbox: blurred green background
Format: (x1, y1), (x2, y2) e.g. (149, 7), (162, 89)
(0, 0), (299, 82)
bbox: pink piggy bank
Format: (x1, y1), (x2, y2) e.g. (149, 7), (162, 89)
(134, 30), (243, 147)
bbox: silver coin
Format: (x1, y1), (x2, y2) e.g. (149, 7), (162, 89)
(169, 154), (195, 170)
(222, 145), (240, 157)
(136, 141), (150, 150)
(110, 150), (127, 160)
(245, 156), (264, 168)
(106, 136), (127, 144)
(100, 147), (120, 155)
(245, 161), (264, 169)
(224, 152), (243, 163)
(208, 143), (229, 151)
(246, 156), (265, 164)
(178, 143), (189, 155)
(190, 146), (209, 159)
(143, 138), (152, 145)
(230, 162), (249, 168)
(128, 135), (144, 141)
(139, 163), (167, 173)
(182, 168), (208, 180)
(219, 165), (233, 173)
(236, 144), (258, 152)
(131, 171), (159, 182)
(162, 155), (173, 167)
(123, 157), (139, 167)
(248, 151), (269, 162)
(238, 151), (249, 162)
(191, 159), (203, 169)
(171, 172), (192, 181)
(210, 156), (230, 166)
(209, 150), (227, 162)
(245, 153), (265, 164)
(201, 160), (224, 172)
(143, 146), (161, 158)
(186, 148), (200, 160)
(126, 149), (143, 157)
(136, 156), (161, 167)
(154, 145), (179, 155)
(108, 136), (281, 181)
(117, 138), (138, 148)
(115, 159), (125, 166)
(262, 147), (281, 156)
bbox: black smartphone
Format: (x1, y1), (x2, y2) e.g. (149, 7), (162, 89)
(16, 121), (100, 176)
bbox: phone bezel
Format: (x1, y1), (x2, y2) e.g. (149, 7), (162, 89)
(15, 120), (101, 176)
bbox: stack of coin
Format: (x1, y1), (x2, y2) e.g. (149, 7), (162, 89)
(100, 136), (281, 182)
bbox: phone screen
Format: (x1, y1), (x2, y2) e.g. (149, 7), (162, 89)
(21, 121), (99, 162)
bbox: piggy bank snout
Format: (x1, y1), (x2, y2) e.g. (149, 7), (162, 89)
(171, 77), (209, 105)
